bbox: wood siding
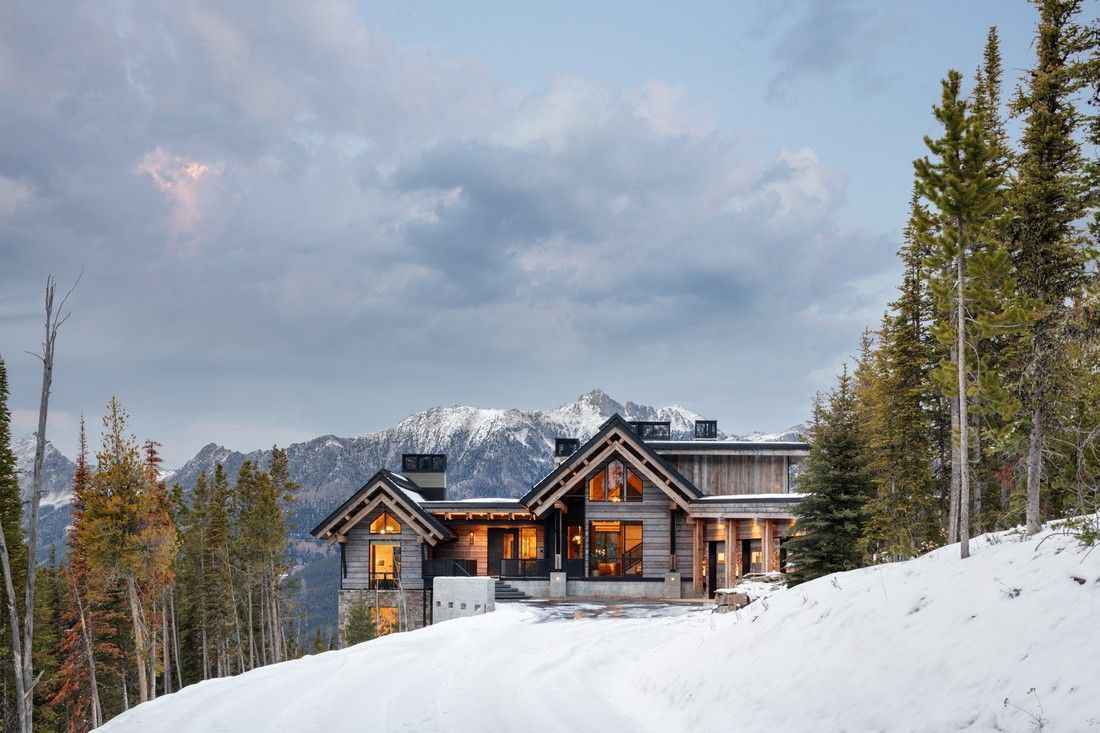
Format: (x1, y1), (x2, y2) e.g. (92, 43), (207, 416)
(342, 506), (425, 591)
(669, 454), (789, 495)
(432, 521), (545, 576)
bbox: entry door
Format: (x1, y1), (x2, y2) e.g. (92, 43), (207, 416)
(708, 541), (725, 596)
(487, 529), (517, 576)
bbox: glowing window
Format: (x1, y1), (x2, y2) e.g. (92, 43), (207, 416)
(369, 512), (401, 535)
(588, 470), (606, 501)
(588, 462), (643, 502)
(607, 461), (624, 501)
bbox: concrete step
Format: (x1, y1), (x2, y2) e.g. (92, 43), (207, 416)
(494, 580), (530, 601)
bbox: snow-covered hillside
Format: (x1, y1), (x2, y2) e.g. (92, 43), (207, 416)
(97, 524), (1099, 732)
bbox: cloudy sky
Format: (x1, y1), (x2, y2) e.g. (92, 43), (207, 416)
(0, 1), (1074, 465)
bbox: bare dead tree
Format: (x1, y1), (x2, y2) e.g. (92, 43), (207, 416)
(0, 273), (79, 732)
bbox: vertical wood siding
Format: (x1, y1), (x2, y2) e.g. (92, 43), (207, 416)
(668, 454), (789, 495)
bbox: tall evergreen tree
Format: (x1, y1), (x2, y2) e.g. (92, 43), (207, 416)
(914, 68), (1006, 557)
(54, 418), (105, 732)
(1008, 0), (1094, 534)
(786, 367), (873, 586)
(0, 356), (28, 730)
(862, 207), (943, 560)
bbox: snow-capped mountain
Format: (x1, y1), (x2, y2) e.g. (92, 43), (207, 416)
(17, 389), (803, 558)
(14, 434), (78, 560)
(165, 389), (729, 545)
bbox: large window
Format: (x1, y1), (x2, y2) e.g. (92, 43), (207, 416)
(369, 511), (401, 535)
(371, 606), (399, 635)
(519, 527), (538, 559)
(587, 461), (643, 502)
(369, 543), (400, 589)
(589, 521), (642, 576)
(566, 526), (584, 559)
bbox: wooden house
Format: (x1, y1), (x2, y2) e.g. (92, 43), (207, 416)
(311, 414), (809, 635)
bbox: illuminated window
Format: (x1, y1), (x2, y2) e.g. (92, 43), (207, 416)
(607, 461), (624, 501)
(369, 512), (401, 535)
(588, 470), (606, 501)
(566, 525), (584, 559)
(369, 543), (400, 589)
(371, 606), (399, 635)
(520, 527), (538, 559)
(589, 521), (643, 576)
(587, 461), (643, 503)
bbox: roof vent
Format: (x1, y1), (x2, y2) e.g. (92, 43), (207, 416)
(554, 438), (580, 466)
(694, 420), (718, 440)
(401, 453), (447, 501)
(628, 421), (671, 440)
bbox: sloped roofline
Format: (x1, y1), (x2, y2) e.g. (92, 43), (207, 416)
(520, 413), (702, 513)
(310, 468), (454, 544)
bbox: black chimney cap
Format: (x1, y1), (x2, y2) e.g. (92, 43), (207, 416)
(554, 438), (580, 457)
(694, 420), (718, 439)
(401, 454), (446, 472)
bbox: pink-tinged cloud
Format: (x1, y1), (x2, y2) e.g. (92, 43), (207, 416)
(134, 147), (221, 242)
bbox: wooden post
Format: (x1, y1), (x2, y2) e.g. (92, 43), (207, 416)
(724, 518), (736, 589)
(692, 519), (704, 594)
(732, 521), (742, 580)
(763, 519), (777, 573)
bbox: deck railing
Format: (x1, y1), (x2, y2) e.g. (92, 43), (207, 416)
(368, 572), (399, 590)
(423, 559), (478, 578)
(499, 558), (549, 578)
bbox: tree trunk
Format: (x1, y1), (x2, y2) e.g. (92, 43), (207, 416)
(22, 275), (75, 732)
(0, 524), (28, 733)
(245, 582), (256, 671)
(1026, 394), (1044, 534)
(67, 567), (102, 728)
(162, 590), (171, 695)
(948, 384), (961, 545)
(126, 575), (150, 703)
(957, 229), (971, 559)
(170, 590), (183, 691)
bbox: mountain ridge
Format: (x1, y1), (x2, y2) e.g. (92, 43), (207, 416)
(16, 389), (806, 558)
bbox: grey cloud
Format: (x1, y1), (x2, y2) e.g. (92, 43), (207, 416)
(0, 1), (899, 464)
(762, 1), (905, 101)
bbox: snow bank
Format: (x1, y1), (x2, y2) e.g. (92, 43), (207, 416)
(637, 525), (1100, 732)
(98, 525), (1099, 732)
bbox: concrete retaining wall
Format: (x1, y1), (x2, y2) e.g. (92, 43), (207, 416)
(432, 577), (496, 623)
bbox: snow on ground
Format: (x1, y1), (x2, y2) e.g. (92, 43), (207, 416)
(99, 524), (1099, 732)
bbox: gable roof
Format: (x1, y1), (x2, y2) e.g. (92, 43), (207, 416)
(310, 468), (454, 545)
(521, 413), (702, 516)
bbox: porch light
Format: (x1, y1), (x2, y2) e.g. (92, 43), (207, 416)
(468, 532), (475, 546)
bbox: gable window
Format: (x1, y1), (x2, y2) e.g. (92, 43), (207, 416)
(587, 461), (643, 502)
(369, 511), (401, 535)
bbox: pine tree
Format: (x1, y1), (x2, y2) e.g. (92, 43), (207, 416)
(1008, 0), (1094, 534)
(343, 601), (377, 647)
(786, 367), (873, 586)
(79, 399), (177, 705)
(30, 551), (62, 732)
(53, 418), (105, 732)
(914, 68), (1005, 558)
(0, 356), (28, 730)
